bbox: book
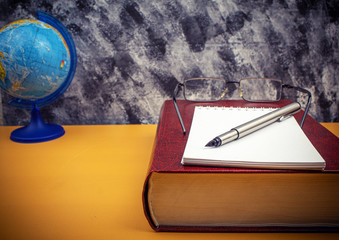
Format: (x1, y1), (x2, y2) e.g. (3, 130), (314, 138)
(142, 100), (339, 232)
(182, 106), (326, 170)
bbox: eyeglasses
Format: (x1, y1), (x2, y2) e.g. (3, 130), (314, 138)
(173, 78), (312, 134)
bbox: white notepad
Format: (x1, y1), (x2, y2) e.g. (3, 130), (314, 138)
(181, 106), (326, 170)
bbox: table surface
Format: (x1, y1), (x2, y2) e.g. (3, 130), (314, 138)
(0, 123), (338, 240)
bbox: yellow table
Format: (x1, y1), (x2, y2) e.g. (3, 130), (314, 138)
(0, 123), (338, 240)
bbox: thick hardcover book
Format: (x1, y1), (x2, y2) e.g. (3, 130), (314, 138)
(142, 100), (339, 232)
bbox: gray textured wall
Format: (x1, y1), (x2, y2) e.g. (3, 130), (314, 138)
(0, 0), (338, 126)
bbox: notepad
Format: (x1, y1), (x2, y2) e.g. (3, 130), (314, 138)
(181, 106), (326, 170)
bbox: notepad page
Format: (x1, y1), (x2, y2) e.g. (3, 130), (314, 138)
(181, 106), (325, 170)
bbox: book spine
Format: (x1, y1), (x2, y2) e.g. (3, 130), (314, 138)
(142, 102), (166, 231)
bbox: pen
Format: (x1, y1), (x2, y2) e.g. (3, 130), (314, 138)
(205, 102), (301, 147)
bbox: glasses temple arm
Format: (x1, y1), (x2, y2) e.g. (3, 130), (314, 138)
(283, 84), (312, 128)
(173, 83), (186, 134)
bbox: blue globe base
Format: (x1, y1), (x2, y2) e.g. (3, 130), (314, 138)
(10, 106), (65, 143)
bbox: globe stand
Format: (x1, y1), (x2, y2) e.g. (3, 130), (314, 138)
(10, 105), (65, 143)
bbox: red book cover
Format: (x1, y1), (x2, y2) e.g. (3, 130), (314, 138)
(142, 100), (339, 232)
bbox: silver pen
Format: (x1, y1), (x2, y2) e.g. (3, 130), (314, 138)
(205, 102), (301, 147)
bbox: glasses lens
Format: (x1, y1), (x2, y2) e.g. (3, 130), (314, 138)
(240, 78), (282, 102)
(184, 78), (226, 101)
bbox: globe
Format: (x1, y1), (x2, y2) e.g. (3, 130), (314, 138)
(0, 11), (76, 143)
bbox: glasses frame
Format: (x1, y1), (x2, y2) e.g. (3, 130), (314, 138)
(173, 78), (312, 134)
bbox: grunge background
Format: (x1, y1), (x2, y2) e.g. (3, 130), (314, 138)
(0, 0), (338, 125)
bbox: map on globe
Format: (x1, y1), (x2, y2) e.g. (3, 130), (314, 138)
(0, 19), (71, 102)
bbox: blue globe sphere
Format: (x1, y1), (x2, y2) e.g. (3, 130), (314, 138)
(0, 11), (77, 143)
(0, 19), (71, 102)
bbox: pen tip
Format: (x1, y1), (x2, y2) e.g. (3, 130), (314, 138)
(205, 139), (217, 147)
